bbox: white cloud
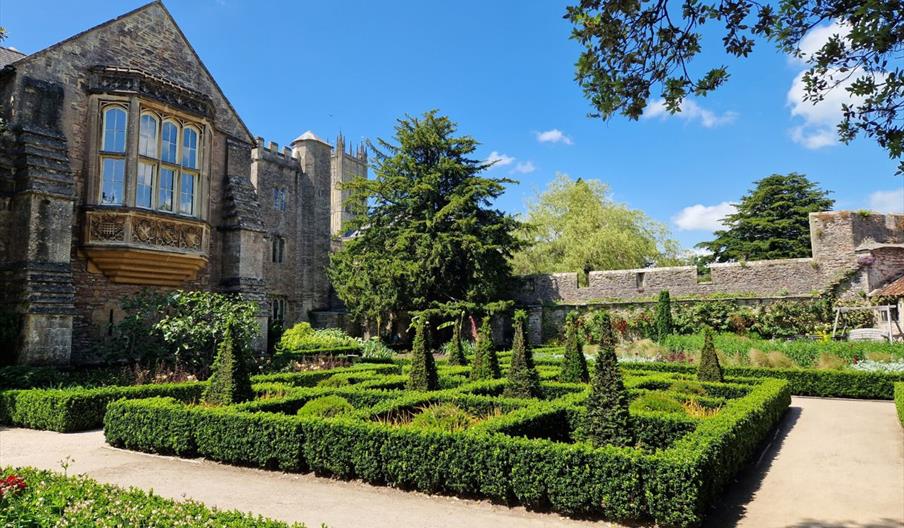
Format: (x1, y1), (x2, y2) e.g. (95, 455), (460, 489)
(642, 98), (737, 128)
(535, 129), (572, 145)
(794, 20), (851, 64)
(511, 161), (536, 174)
(868, 188), (904, 213)
(485, 151), (514, 168)
(673, 202), (736, 231)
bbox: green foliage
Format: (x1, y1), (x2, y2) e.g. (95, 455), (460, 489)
(446, 316), (468, 366)
(297, 396), (354, 418)
(277, 323), (359, 353)
(565, 1), (904, 174)
(203, 326), (254, 406)
(328, 111), (524, 326)
(360, 338), (395, 361)
(654, 291), (672, 342)
(697, 174), (834, 262)
(582, 338), (635, 447)
(596, 310), (618, 351)
(630, 393), (684, 414)
(470, 317), (500, 380)
(511, 175), (681, 274)
(409, 403), (477, 432)
(0, 467), (304, 527)
(559, 312), (589, 383)
(407, 319), (439, 391)
(895, 383), (904, 428)
(504, 310), (541, 398)
(698, 330), (724, 382)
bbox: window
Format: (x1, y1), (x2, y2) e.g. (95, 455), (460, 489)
(273, 188), (287, 211)
(272, 236), (285, 263)
(635, 272), (646, 290)
(97, 103), (202, 217)
(271, 297), (286, 323)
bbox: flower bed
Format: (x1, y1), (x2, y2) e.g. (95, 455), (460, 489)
(104, 365), (790, 527)
(0, 467), (304, 527)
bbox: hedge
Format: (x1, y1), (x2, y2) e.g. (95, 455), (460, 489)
(274, 345), (362, 360)
(0, 466), (304, 527)
(621, 361), (904, 399)
(895, 382), (904, 428)
(0, 363), (400, 433)
(104, 373), (790, 527)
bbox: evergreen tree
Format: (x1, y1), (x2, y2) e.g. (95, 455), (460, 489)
(559, 311), (589, 383)
(596, 310), (617, 352)
(504, 310), (541, 398)
(654, 290), (673, 342)
(470, 317), (500, 380)
(447, 315), (468, 366)
(408, 318), (438, 391)
(697, 174), (834, 262)
(697, 328), (724, 383)
(203, 324), (254, 406)
(582, 335), (635, 447)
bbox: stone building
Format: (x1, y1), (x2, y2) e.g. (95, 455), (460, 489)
(0, 2), (364, 365)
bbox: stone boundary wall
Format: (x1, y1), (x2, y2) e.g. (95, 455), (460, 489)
(516, 258), (823, 305)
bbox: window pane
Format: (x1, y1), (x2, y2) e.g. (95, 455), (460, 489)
(138, 114), (158, 158)
(161, 122), (178, 164)
(103, 107), (127, 153)
(182, 128), (198, 169)
(180, 173), (196, 215)
(101, 158), (125, 205)
(137, 162), (155, 208)
(159, 168), (174, 211)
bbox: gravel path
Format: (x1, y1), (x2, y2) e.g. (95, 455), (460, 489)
(1, 396), (901, 528)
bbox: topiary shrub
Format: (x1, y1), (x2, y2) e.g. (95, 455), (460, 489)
(581, 335), (635, 447)
(447, 316), (468, 366)
(655, 290), (673, 342)
(559, 311), (588, 383)
(297, 395), (354, 418)
(202, 325), (254, 406)
(470, 317), (500, 380)
(409, 403), (477, 432)
(596, 310), (617, 351)
(697, 329), (724, 382)
(504, 310), (541, 398)
(407, 318), (438, 391)
(629, 392), (684, 414)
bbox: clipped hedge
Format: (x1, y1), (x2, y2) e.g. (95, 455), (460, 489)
(274, 345), (362, 360)
(104, 372), (789, 527)
(622, 361), (904, 399)
(895, 382), (904, 427)
(0, 466), (304, 527)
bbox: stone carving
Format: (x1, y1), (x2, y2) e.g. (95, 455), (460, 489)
(86, 209), (206, 252)
(88, 213), (126, 242)
(88, 66), (213, 118)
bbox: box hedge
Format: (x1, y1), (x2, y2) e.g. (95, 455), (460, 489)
(895, 382), (904, 427)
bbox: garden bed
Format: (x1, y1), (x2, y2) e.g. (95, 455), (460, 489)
(103, 363), (790, 527)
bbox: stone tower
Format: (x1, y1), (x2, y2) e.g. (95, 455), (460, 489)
(329, 133), (367, 237)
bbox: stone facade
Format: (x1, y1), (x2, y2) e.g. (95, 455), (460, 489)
(0, 2), (362, 364)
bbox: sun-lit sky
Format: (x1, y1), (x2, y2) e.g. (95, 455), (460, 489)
(3, 0), (902, 249)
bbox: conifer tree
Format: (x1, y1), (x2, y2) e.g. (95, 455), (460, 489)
(408, 318), (438, 391)
(697, 328), (724, 383)
(203, 324), (254, 405)
(559, 311), (589, 383)
(470, 317), (500, 380)
(654, 290), (673, 342)
(504, 310), (541, 398)
(582, 334), (635, 447)
(447, 314), (468, 366)
(597, 310), (617, 352)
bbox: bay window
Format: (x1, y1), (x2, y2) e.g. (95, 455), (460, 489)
(97, 102), (204, 217)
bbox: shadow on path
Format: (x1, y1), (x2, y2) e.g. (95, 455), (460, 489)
(704, 405), (802, 528)
(782, 520), (904, 528)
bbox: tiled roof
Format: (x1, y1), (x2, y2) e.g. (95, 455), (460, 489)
(874, 275), (904, 297)
(0, 47), (26, 68)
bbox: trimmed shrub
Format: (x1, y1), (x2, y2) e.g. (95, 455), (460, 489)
(581, 341), (635, 447)
(0, 467), (304, 527)
(504, 310), (541, 399)
(895, 382), (904, 427)
(409, 403), (477, 432)
(447, 317), (468, 366)
(559, 312), (588, 383)
(277, 322), (359, 354)
(407, 319), (438, 391)
(470, 317), (500, 380)
(655, 290), (673, 342)
(630, 393), (684, 414)
(697, 329), (724, 382)
(203, 326), (254, 405)
(297, 396), (354, 418)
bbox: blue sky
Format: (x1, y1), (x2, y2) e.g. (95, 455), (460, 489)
(3, 0), (902, 249)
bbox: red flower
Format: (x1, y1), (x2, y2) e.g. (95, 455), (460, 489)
(0, 474), (27, 498)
